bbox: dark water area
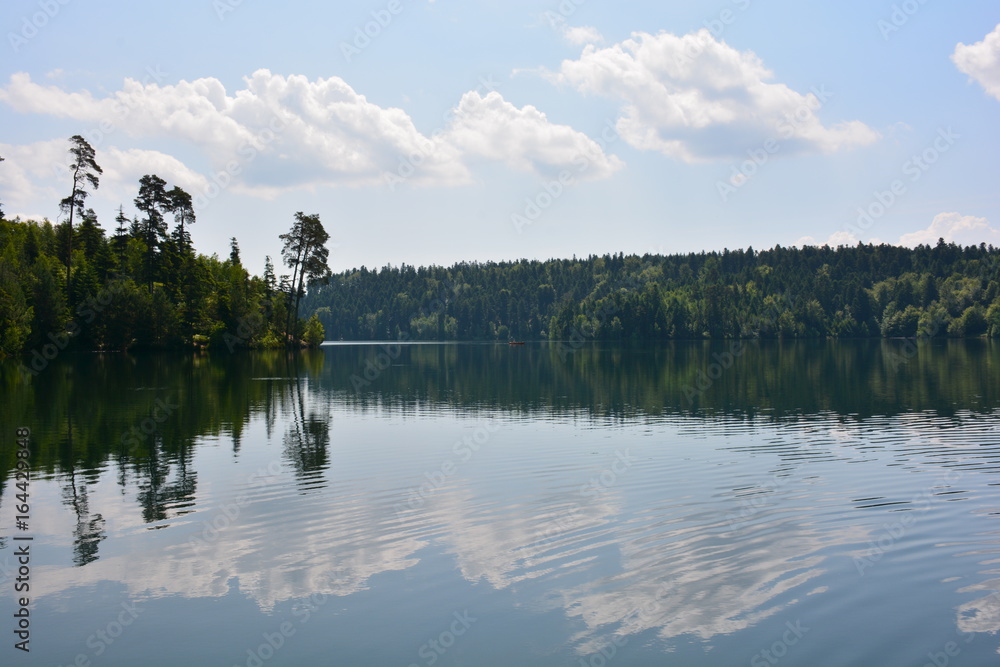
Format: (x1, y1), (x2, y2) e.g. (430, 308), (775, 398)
(1, 340), (999, 665)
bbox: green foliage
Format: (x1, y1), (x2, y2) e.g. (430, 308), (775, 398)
(28, 254), (68, 349)
(303, 314), (325, 347)
(300, 245), (1000, 342)
(3, 180), (1000, 359)
(0, 248), (31, 355)
(948, 305), (987, 337)
(280, 212), (331, 341)
(0, 207), (296, 357)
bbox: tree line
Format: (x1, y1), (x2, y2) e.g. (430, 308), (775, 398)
(302, 242), (1000, 342)
(0, 136), (330, 359)
(4, 136), (1000, 359)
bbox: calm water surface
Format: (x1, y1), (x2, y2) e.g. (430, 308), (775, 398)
(1, 341), (999, 666)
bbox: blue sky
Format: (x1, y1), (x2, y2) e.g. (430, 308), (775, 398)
(1, 0), (998, 275)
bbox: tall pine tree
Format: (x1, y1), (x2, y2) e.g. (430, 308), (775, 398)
(59, 136), (102, 303)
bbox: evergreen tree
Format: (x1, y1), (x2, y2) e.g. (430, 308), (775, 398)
(229, 237), (241, 266)
(59, 136), (102, 302)
(134, 175), (170, 293)
(263, 255), (276, 293)
(279, 212), (331, 341)
(111, 206), (130, 268)
(167, 186), (196, 252)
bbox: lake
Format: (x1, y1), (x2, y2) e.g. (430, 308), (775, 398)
(1, 340), (999, 666)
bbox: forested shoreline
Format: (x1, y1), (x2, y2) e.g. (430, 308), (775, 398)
(3, 138), (1000, 361)
(0, 137), (330, 361)
(4, 208), (1000, 358)
(304, 242), (1000, 342)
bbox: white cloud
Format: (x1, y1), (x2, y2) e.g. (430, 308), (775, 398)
(539, 10), (603, 45)
(0, 70), (462, 190)
(442, 91), (623, 180)
(551, 30), (880, 162)
(796, 213), (1000, 250)
(952, 24), (1000, 101)
(0, 139), (64, 219)
(0, 70), (622, 200)
(795, 231), (861, 247)
(0, 139), (209, 220)
(562, 25), (604, 46)
(100, 148), (212, 204)
(898, 212), (1000, 248)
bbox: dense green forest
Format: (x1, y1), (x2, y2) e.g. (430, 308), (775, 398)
(304, 242), (1000, 342)
(4, 137), (1000, 364)
(0, 136), (330, 363)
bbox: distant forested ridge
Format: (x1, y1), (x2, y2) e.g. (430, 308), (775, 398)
(302, 242), (1000, 342)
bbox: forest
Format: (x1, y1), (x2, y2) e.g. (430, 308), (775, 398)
(304, 241), (1000, 342)
(0, 136), (330, 361)
(3, 137), (1000, 363)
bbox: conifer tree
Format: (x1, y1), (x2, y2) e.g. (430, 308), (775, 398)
(59, 136), (102, 301)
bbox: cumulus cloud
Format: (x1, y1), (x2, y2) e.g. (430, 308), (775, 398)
(952, 24), (1000, 101)
(0, 69), (622, 202)
(898, 212), (1000, 248)
(0, 139), (211, 220)
(550, 30), (879, 162)
(442, 91), (622, 180)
